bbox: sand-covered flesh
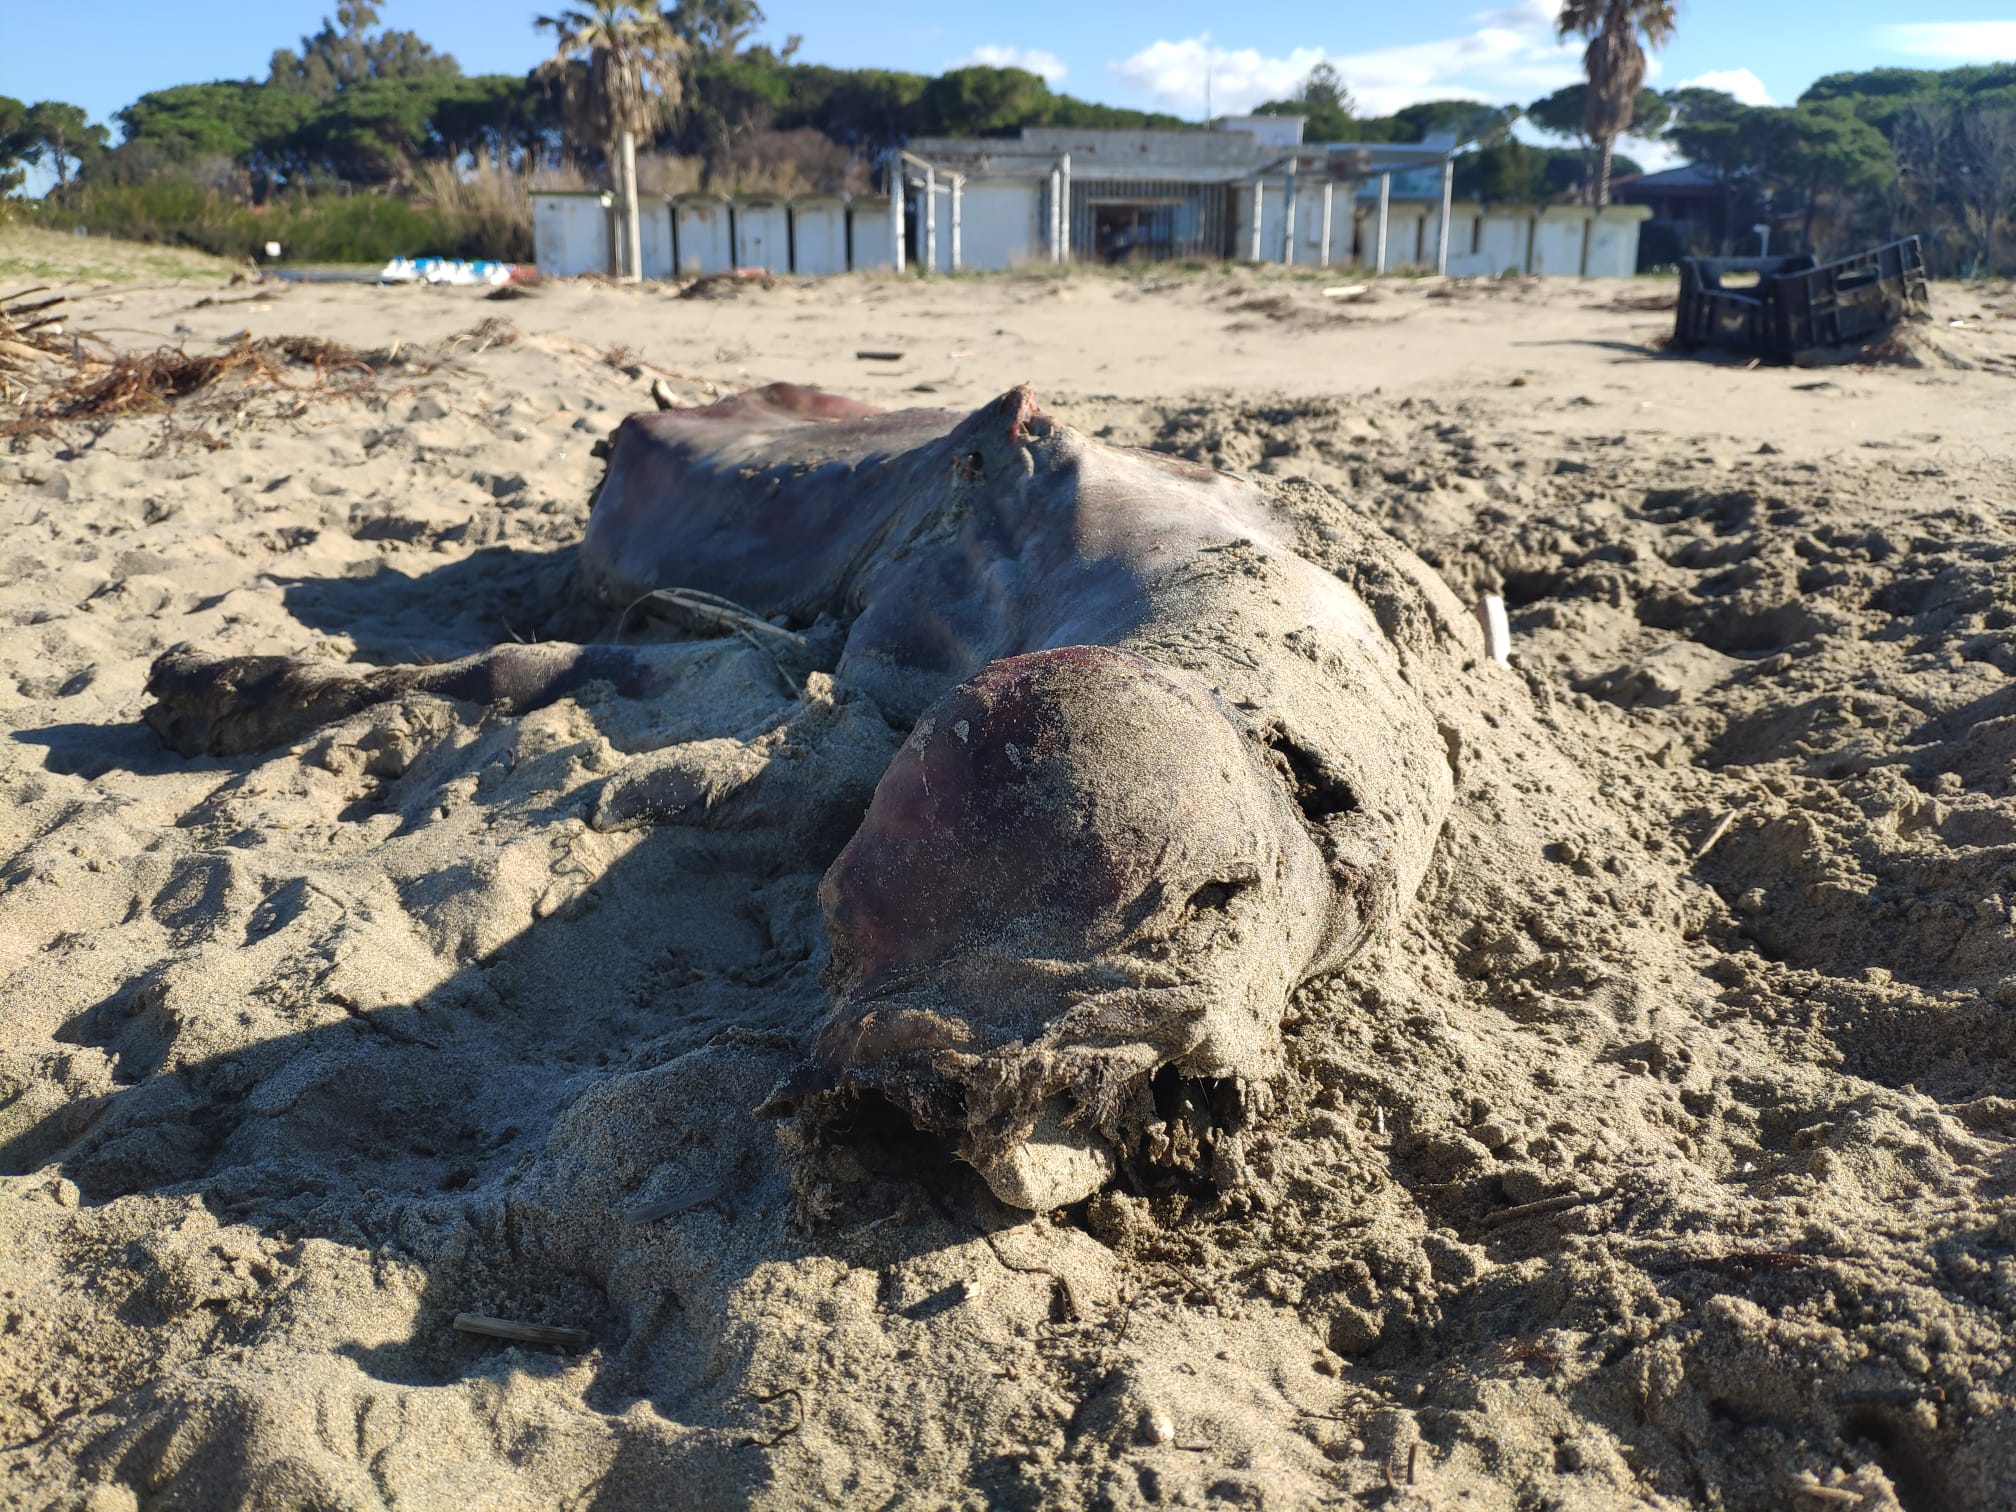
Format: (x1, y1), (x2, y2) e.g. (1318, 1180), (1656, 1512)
(2, 267), (2014, 1509)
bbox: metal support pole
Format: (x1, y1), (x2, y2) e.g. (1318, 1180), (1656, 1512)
(620, 130), (642, 281)
(951, 175), (962, 272)
(1375, 173), (1390, 273)
(1320, 180), (1333, 267)
(923, 165), (937, 274)
(1056, 166), (1072, 264)
(1250, 180), (1264, 261)
(891, 169), (905, 273)
(1282, 175), (1298, 265)
(1436, 157), (1453, 276)
(1059, 154), (1071, 260)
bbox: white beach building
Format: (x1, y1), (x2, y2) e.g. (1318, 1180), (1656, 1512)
(894, 118), (1649, 276)
(531, 117), (1648, 279)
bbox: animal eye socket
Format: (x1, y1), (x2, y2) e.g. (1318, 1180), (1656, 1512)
(1187, 879), (1249, 912)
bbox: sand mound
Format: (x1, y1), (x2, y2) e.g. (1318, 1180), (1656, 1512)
(2, 282), (2012, 1509)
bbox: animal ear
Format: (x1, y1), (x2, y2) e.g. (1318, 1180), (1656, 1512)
(752, 1059), (835, 1119)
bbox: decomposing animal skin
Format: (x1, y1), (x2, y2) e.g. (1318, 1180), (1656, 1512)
(146, 383), (1457, 1210)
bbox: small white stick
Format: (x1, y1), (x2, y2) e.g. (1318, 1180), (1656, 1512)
(1789, 1478), (1864, 1507)
(618, 587), (807, 649)
(1694, 811), (1737, 860)
(1478, 594), (1511, 666)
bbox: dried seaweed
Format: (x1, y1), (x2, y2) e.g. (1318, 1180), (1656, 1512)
(679, 271), (775, 300)
(3, 313), (533, 450)
(7, 334), (409, 432)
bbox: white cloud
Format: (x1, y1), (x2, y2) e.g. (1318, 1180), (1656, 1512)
(1621, 134), (1684, 172)
(1470, 0), (1561, 30)
(1677, 68), (1774, 106)
(1107, 10), (1585, 119)
(1877, 21), (2016, 58)
(951, 44), (1069, 83)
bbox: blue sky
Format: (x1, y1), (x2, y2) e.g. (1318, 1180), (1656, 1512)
(5, 0), (2014, 162)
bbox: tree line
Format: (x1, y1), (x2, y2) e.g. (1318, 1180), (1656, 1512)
(0, 0), (1194, 203)
(1250, 62), (2015, 275)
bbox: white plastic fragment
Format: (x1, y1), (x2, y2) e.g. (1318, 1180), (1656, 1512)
(1478, 594), (1511, 666)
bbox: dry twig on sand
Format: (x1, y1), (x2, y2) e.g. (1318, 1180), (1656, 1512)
(451, 1312), (590, 1349)
(1593, 291), (1678, 313)
(440, 317), (518, 355)
(0, 286), (73, 402)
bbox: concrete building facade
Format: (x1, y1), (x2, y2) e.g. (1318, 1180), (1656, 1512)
(897, 123), (1649, 276)
(530, 119), (1649, 279)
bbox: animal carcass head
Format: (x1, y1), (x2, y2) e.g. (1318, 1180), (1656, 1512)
(813, 645), (1347, 1210)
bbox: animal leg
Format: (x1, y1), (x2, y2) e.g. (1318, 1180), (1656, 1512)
(145, 642), (661, 758)
(591, 686), (899, 853)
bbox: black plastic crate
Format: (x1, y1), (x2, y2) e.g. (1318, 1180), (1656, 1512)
(1674, 236), (1928, 362)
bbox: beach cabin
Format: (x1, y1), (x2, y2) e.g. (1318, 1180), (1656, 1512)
(954, 177), (1048, 270)
(790, 196), (849, 275)
(531, 191), (612, 277)
(1531, 209), (1590, 277)
(733, 197), (790, 273)
(1432, 203), (1650, 277)
(673, 194), (734, 275)
(1364, 202), (1430, 269)
(1581, 212), (1641, 276)
(637, 196), (676, 280)
(849, 200), (895, 270)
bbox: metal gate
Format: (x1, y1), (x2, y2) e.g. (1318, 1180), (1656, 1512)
(1066, 178), (1231, 263)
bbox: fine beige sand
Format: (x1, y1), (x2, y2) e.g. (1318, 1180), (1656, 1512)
(2, 261), (2014, 1510)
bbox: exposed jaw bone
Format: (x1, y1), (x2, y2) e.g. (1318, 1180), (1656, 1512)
(972, 1097), (1116, 1213)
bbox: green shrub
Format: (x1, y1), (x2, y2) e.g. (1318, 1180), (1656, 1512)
(23, 177), (531, 265)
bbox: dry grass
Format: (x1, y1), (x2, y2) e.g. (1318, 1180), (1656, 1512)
(633, 153), (704, 198)
(0, 224), (239, 286)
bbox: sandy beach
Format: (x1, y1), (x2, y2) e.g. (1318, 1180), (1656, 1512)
(2, 257), (2014, 1509)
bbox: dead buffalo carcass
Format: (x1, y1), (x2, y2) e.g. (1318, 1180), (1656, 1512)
(146, 383), (1461, 1209)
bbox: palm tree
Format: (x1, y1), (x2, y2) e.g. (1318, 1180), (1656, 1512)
(1558, 0), (1677, 208)
(537, 1), (686, 280)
